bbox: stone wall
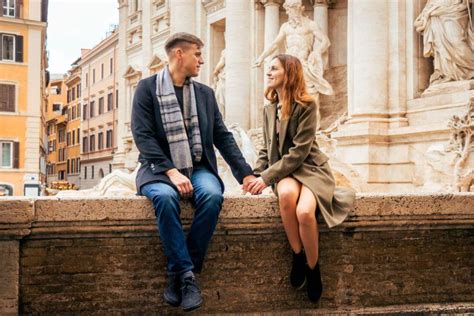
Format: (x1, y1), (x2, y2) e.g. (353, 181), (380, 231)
(1, 194), (473, 315)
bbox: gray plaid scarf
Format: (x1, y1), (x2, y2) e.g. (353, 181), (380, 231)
(156, 66), (202, 178)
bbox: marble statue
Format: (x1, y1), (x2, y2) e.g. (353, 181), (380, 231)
(217, 122), (259, 193)
(254, 0), (333, 96)
(56, 164), (140, 197)
(445, 98), (474, 192)
(212, 49), (226, 117)
(414, 0), (474, 86)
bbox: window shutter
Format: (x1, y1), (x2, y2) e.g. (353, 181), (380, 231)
(0, 34), (3, 60)
(13, 142), (19, 168)
(15, 0), (21, 18)
(15, 35), (23, 63)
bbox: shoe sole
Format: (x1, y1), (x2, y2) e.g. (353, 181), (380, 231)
(295, 277), (306, 290)
(163, 292), (181, 307)
(182, 298), (203, 312)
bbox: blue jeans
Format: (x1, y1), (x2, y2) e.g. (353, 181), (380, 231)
(141, 166), (223, 276)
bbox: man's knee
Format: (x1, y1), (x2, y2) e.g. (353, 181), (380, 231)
(144, 183), (180, 206)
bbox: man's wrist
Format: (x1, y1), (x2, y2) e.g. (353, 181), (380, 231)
(165, 168), (179, 177)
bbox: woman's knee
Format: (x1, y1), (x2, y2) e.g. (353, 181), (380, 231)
(277, 180), (300, 210)
(296, 206), (316, 226)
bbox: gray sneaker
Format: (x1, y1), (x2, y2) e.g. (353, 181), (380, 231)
(180, 274), (203, 312)
(163, 275), (181, 307)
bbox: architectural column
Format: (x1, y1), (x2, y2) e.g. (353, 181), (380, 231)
(170, 0), (196, 34)
(112, 0), (128, 169)
(225, 0), (252, 129)
(347, 0), (390, 122)
(261, 0), (281, 86)
(310, 0), (329, 68)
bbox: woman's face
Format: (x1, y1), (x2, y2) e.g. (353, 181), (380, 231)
(267, 58), (285, 91)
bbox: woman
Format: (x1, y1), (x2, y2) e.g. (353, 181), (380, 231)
(247, 54), (355, 302)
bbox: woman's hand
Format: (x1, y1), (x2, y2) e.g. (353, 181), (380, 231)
(247, 177), (268, 195)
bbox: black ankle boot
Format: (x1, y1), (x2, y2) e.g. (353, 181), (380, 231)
(306, 262), (323, 302)
(290, 251), (306, 288)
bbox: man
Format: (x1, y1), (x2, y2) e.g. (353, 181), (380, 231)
(131, 33), (255, 312)
(254, 0), (333, 96)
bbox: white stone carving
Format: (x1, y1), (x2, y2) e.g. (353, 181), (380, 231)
(57, 165), (140, 197)
(212, 49), (226, 118)
(255, 0), (333, 96)
(445, 97), (474, 192)
(414, 0), (474, 87)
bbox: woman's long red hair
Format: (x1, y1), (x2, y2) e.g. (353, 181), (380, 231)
(264, 54), (314, 119)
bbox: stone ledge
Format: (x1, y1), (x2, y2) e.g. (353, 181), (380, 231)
(0, 194), (472, 314)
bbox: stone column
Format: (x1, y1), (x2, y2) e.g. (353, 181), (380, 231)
(170, 0), (196, 34)
(112, 0), (128, 169)
(261, 0), (281, 87)
(310, 0), (329, 68)
(225, 0), (251, 129)
(347, 0), (389, 121)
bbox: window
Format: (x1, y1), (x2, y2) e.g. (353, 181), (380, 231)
(67, 159), (70, 174)
(90, 101), (95, 118)
(67, 108), (71, 120)
(89, 134), (95, 152)
(77, 84), (81, 98)
(85, 73), (89, 87)
(58, 128), (65, 143)
(1, 34), (14, 61)
(110, 58), (113, 74)
(1, 141), (13, 168)
(0, 184), (13, 196)
(116, 89), (118, 108)
(98, 97), (104, 115)
(0, 34), (23, 62)
(77, 128), (80, 143)
(53, 103), (61, 112)
(93, 69), (95, 84)
(91, 165), (95, 179)
(76, 158), (80, 174)
(72, 87), (75, 100)
(109, 164), (112, 173)
(107, 93), (113, 111)
(72, 130), (75, 145)
(83, 103), (88, 120)
(84, 166), (87, 179)
(98, 132), (103, 150)
(71, 105), (76, 120)
(82, 136), (88, 153)
(66, 132), (71, 146)
(99, 168), (104, 178)
(77, 104), (81, 119)
(106, 130), (113, 148)
(101, 63), (104, 79)
(3, 0), (15, 17)
(0, 84), (15, 112)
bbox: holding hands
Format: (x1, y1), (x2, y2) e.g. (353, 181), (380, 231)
(243, 175), (268, 195)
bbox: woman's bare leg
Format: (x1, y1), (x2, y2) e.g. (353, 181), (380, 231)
(277, 177), (303, 253)
(296, 185), (319, 268)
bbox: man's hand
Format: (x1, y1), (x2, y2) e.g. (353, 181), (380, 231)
(165, 168), (193, 198)
(242, 175), (256, 192)
(247, 177), (268, 195)
(253, 57), (264, 68)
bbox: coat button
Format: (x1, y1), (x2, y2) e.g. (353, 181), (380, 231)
(311, 167), (317, 172)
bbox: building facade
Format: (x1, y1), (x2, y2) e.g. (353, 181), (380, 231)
(0, 0), (48, 196)
(64, 63), (82, 188)
(78, 31), (119, 189)
(45, 74), (67, 186)
(110, 0), (473, 193)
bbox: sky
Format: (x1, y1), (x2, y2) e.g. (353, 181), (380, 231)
(47, 0), (119, 74)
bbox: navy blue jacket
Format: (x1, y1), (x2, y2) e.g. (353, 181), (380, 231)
(131, 74), (253, 194)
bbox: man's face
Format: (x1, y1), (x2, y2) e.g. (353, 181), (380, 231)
(284, 4), (302, 20)
(179, 43), (204, 77)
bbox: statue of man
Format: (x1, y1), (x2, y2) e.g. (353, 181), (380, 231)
(254, 0), (333, 96)
(212, 49), (226, 117)
(414, 0), (474, 86)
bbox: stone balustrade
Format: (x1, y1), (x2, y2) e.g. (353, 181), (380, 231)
(0, 193), (473, 314)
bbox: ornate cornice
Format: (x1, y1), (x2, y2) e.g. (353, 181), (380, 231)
(202, 0), (225, 14)
(258, 0), (283, 7)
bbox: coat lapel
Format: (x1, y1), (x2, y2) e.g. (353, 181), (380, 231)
(278, 103), (297, 155)
(194, 84), (208, 145)
(267, 103), (279, 162)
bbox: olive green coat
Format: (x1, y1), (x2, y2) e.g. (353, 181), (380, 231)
(253, 101), (355, 228)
